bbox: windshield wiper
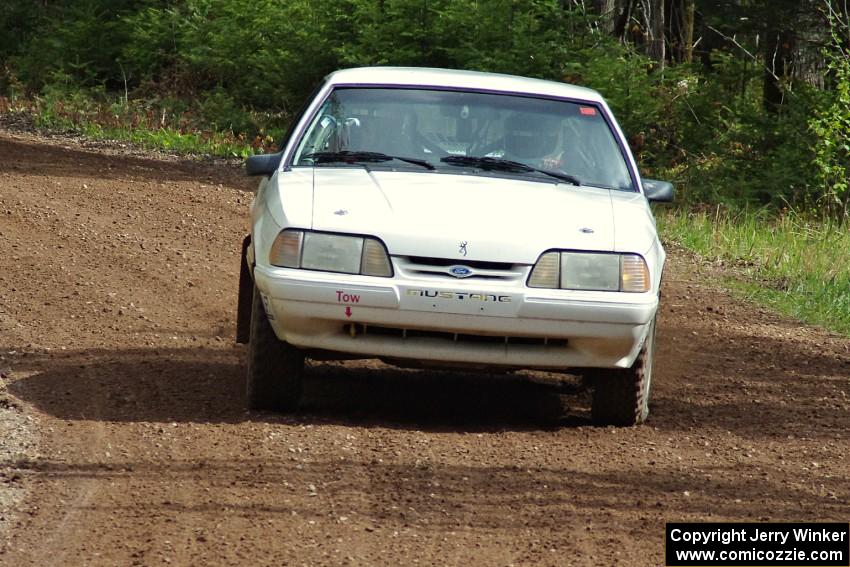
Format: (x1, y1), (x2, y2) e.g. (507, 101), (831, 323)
(440, 155), (580, 186)
(305, 151), (435, 170)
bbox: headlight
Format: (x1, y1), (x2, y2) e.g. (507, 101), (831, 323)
(269, 230), (393, 277)
(528, 251), (650, 292)
(561, 252), (620, 291)
(302, 232), (363, 273)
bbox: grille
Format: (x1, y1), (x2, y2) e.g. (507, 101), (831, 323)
(396, 256), (527, 282)
(347, 323), (567, 348)
(406, 256), (514, 271)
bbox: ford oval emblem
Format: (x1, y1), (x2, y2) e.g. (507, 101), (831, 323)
(448, 265), (473, 278)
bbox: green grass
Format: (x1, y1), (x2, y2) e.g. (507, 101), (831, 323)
(0, 92), (278, 158)
(76, 121), (258, 158)
(657, 207), (850, 336)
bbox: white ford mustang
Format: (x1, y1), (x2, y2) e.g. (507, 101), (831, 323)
(237, 67), (673, 425)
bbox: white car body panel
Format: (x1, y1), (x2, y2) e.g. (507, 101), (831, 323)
(248, 67), (666, 371)
(309, 170), (616, 261)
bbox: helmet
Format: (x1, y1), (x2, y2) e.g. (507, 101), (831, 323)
(504, 113), (559, 160)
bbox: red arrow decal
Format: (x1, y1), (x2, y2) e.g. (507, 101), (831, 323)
(345, 306), (352, 318)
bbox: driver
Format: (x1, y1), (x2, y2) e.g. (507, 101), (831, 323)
(502, 112), (564, 170)
(354, 107), (420, 156)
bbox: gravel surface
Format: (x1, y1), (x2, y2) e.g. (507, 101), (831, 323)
(0, 375), (37, 533)
(0, 127), (848, 566)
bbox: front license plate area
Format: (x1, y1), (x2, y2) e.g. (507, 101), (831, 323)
(400, 287), (518, 316)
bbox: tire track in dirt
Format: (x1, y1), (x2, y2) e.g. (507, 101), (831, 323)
(0, 130), (848, 566)
(15, 364), (108, 567)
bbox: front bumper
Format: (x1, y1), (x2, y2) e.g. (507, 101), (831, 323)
(253, 265), (658, 369)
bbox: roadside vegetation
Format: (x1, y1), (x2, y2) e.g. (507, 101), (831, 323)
(1, 0), (848, 334)
(658, 208), (850, 334)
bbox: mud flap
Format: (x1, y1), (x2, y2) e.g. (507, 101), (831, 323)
(236, 235), (253, 343)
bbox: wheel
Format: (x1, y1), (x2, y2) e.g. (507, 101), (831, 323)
(590, 315), (656, 426)
(246, 284), (304, 411)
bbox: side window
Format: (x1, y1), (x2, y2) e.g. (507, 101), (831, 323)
(297, 103), (337, 156)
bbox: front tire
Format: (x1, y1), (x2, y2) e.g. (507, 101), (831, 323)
(246, 285), (304, 411)
(235, 236), (253, 344)
(590, 315), (656, 426)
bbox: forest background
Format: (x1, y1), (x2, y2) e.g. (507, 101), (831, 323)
(1, 0), (849, 332)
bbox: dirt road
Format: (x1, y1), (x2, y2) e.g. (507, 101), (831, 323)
(0, 129), (848, 566)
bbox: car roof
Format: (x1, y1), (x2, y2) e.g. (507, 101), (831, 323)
(324, 67), (605, 103)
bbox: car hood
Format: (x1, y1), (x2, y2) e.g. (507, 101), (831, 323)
(307, 169), (618, 264)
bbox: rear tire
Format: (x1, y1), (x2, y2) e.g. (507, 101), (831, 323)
(590, 315), (656, 426)
(246, 284), (304, 411)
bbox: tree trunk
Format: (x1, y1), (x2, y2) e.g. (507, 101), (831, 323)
(613, 0), (634, 41)
(664, 0), (689, 63)
(683, 0), (695, 63)
(763, 28), (795, 113)
(648, 0), (665, 67)
(592, 0), (617, 33)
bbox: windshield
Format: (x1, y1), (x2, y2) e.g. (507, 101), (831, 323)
(292, 87), (634, 191)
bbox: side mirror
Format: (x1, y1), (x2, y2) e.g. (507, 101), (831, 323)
(642, 179), (674, 203)
(246, 152), (283, 177)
